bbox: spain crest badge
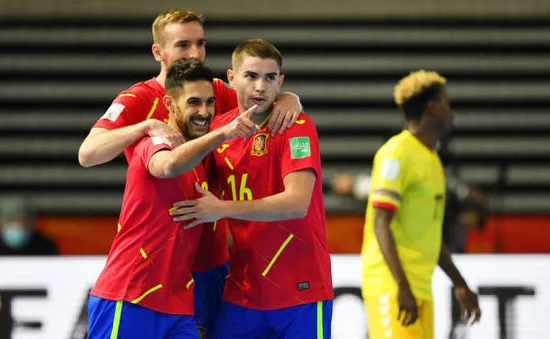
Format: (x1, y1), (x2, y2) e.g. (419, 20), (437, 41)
(251, 133), (268, 156)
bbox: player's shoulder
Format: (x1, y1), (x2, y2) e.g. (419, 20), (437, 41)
(137, 135), (172, 150)
(211, 107), (239, 129)
(375, 131), (410, 160)
(284, 112), (317, 134)
(213, 78), (230, 88)
(117, 78), (160, 99)
(295, 112), (314, 125)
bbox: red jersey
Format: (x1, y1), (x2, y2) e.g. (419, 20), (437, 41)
(92, 77), (236, 272)
(91, 136), (208, 315)
(210, 109), (334, 310)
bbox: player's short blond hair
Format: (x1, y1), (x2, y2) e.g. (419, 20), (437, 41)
(152, 9), (204, 44)
(394, 70), (447, 106)
(231, 39), (283, 71)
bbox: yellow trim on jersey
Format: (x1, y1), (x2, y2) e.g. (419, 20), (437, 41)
(117, 223), (121, 232)
(131, 284), (163, 304)
(296, 119), (306, 125)
(212, 221), (217, 231)
(119, 93), (136, 98)
(258, 113), (272, 128)
(186, 278), (194, 289)
(224, 157), (234, 170)
(217, 144), (230, 153)
(145, 98), (159, 120)
(262, 234), (294, 276)
(139, 248), (148, 259)
(169, 206), (178, 212)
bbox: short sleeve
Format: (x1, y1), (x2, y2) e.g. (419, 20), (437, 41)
(93, 88), (149, 130)
(136, 136), (174, 170)
(213, 79), (238, 115)
(369, 147), (408, 212)
(280, 114), (321, 180)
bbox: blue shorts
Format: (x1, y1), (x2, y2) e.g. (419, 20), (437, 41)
(192, 262), (229, 338)
(87, 295), (199, 339)
(214, 300), (332, 339)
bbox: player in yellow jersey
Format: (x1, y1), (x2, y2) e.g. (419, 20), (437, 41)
(361, 70), (481, 339)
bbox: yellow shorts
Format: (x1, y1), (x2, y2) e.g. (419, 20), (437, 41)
(364, 295), (434, 339)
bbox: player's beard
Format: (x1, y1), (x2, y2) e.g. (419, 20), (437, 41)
(180, 114), (211, 140)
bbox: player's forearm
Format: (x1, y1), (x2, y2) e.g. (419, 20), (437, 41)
(163, 129), (227, 178)
(373, 208), (411, 289)
(78, 122), (149, 167)
(438, 244), (469, 287)
(220, 191), (308, 222)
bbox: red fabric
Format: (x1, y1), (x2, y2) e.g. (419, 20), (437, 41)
(91, 137), (211, 314)
(209, 109), (333, 310)
(371, 201), (398, 213)
(93, 77), (234, 272)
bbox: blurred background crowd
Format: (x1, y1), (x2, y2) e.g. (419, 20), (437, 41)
(0, 0), (549, 256)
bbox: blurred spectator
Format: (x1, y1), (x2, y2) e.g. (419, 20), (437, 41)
(330, 170), (488, 253)
(0, 196), (58, 255)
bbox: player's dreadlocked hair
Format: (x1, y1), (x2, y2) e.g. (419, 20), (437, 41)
(165, 59), (213, 96)
(152, 9), (204, 44)
(394, 70), (447, 121)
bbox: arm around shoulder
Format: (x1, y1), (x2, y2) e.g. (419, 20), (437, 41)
(78, 121), (151, 167)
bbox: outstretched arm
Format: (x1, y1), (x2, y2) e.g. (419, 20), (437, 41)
(78, 120), (183, 167)
(148, 105), (259, 179)
(171, 169), (315, 226)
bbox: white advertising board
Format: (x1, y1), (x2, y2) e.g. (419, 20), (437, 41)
(0, 255), (548, 339)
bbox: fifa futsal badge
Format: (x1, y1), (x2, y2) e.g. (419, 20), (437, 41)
(251, 133), (269, 156)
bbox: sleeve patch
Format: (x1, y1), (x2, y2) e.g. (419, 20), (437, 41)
(101, 103), (125, 122)
(289, 136), (311, 159)
(151, 136), (172, 147)
(381, 159), (400, 181)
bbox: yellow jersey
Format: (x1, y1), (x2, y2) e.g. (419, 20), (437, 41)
(361, 130), (446, 300)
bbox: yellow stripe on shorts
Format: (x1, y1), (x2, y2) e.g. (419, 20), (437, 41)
(110, 300), (123, 339)
(317, 301), (324, 339)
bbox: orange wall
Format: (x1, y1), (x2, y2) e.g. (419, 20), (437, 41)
(35, 213), (550, 255)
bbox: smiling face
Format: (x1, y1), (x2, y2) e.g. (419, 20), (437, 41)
(165, 80), (215, 139)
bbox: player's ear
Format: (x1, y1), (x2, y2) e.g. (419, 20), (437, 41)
(227, 69), (235, 88)
(277, 73), (285, 90)
(163, 94), (175, 112)
(152, 43), (162, 62)
(426, 100), (437, 114)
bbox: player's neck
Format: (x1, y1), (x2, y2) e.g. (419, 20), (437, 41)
(406, 122), (438, 151)
(241, 105), (272, 126)
(168, 120), (187, 142)
(156, 71), (167, 89)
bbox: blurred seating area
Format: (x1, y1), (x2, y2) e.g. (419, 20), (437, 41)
(0, 18), (549, 253)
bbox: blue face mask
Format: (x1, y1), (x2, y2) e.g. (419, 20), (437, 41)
(2, 224), (29, 249)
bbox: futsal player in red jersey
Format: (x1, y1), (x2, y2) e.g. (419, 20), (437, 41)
(78, 9), (302, 338)
(171, 39), (333, 339)
(88, 60), (258, 339)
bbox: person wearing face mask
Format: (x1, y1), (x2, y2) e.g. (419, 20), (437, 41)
(0, 196), (58, 256)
